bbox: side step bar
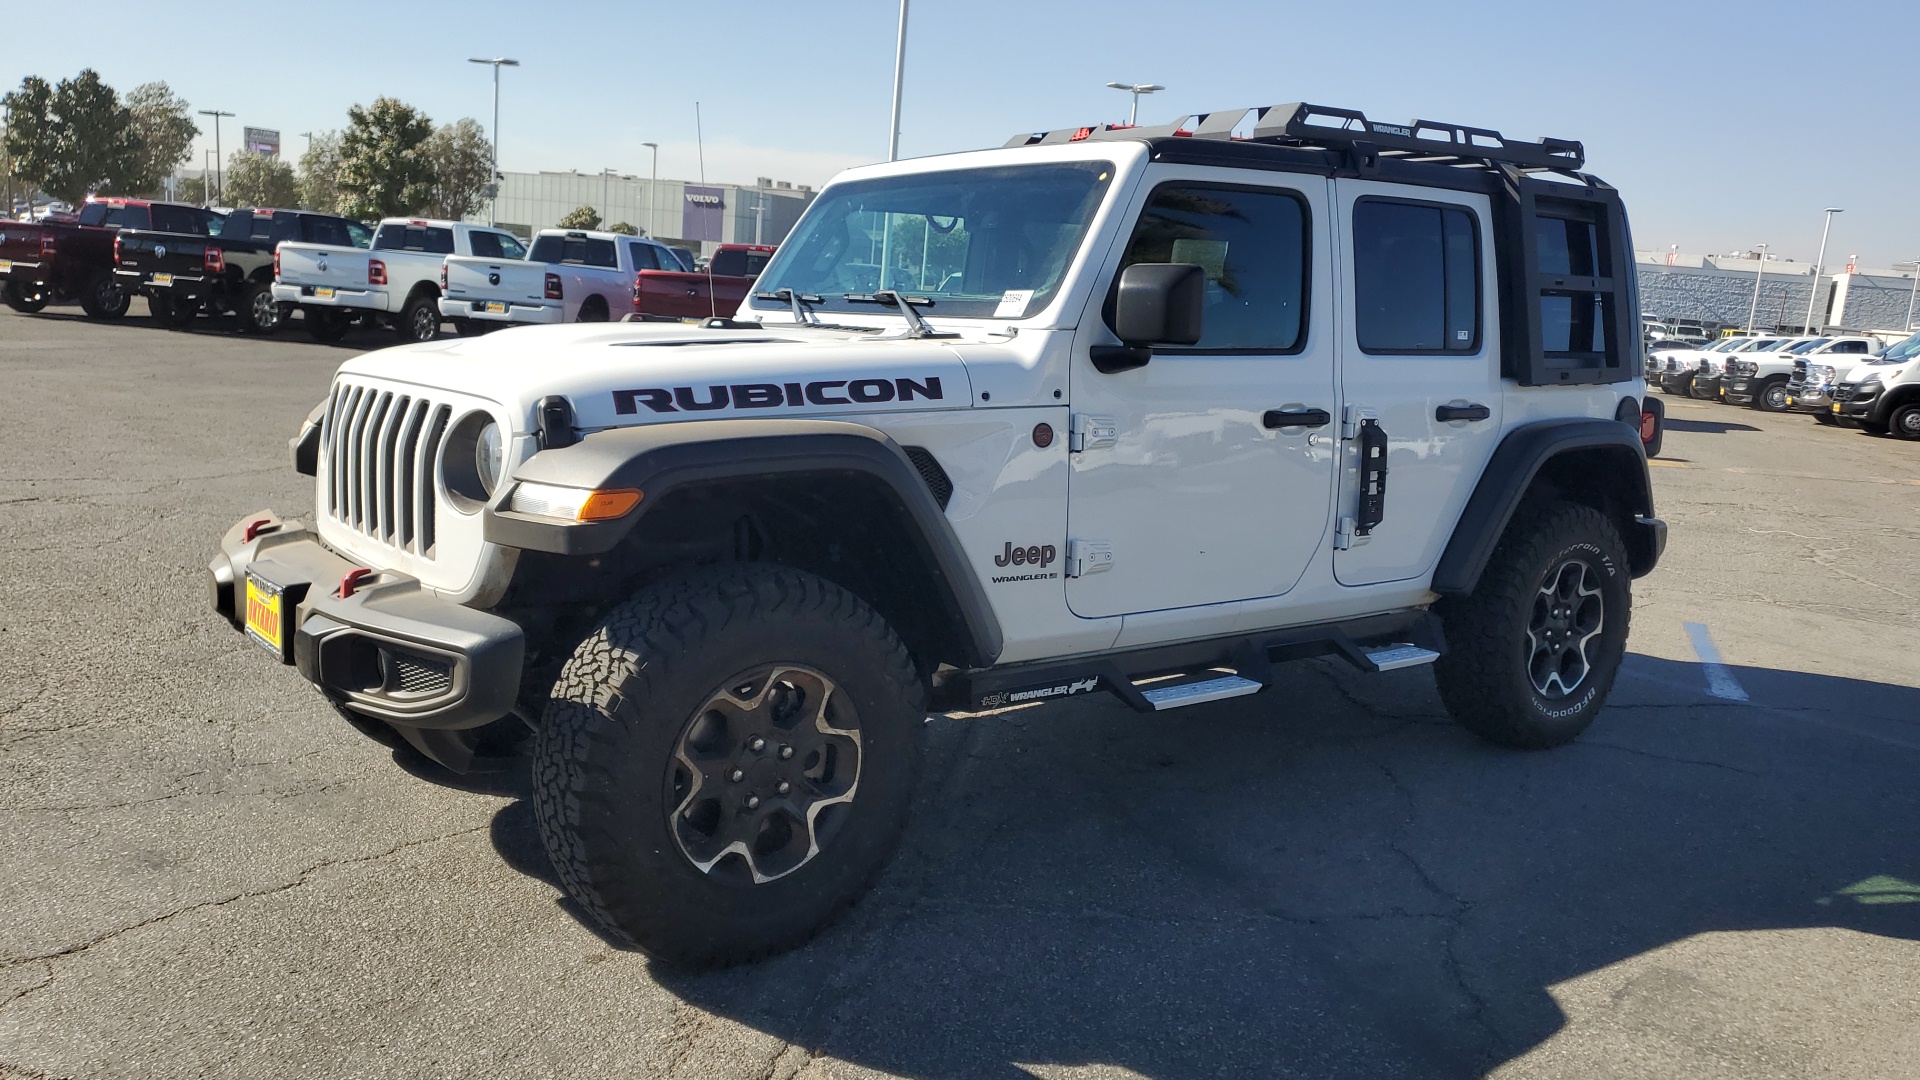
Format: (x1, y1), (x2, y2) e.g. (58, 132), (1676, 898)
(948, 611), (1446, 715)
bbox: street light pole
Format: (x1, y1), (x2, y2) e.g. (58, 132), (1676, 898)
(468, 57), (520, 226)
(602, 167), (614, 227)
(197, 109), (233, 203)
(1105, 82), (1165, 126)
(1802, 207), (1842, 334)
(1745, 244), (1768, 333)
(888, 0), (909, 161)
(642, 142), (659, 239)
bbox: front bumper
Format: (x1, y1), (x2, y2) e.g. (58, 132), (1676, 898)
(1785, 381), (1832, 411)
(1721, 375), (1762, 404)
(1690, 374), (1724, 398)
(273, 282), (391, 313)
(1830, 385), (1885, 422)
(1657, 371), (1694, 394)
(210, 512), (525, 761)
(439, 296), (562, 325)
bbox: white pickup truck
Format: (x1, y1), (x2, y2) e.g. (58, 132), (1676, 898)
(1721, 335), (1880, 410)
(273, 218), (528, 343)
(438, 229), (682, 328)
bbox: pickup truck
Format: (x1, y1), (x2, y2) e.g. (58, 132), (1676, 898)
(631, 242), (773, 320)
(1722, 335), (1880, 411)
(115, 208), (368, 333)
(2, 197), (220, 319)
(438, 229), (676, 328)
(274, 218), (527, 344)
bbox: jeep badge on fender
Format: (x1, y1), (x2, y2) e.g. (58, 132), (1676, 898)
(207, 97), (1663, 970)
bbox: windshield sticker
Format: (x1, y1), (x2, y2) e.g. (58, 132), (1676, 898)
(994, 290), (1034, 318)
(613, 377), (944, 414)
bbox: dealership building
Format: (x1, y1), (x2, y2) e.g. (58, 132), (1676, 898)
(1637, 251), (1919, 335)
(478, 170), (817, 255)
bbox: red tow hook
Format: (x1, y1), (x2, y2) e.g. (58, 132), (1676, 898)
(243, 517), (278, 542)
(337, 568), (378, 599)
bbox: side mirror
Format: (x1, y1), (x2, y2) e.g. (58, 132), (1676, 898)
(1093, 262), (1206, 373)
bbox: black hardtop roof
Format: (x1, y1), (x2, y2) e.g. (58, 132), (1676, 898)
(1005, 102), (1589, 179)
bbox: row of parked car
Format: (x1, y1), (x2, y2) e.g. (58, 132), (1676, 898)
(0, 196), (775, 343)
(1645, 330), (1920, 440)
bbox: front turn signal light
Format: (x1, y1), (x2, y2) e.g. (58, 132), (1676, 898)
(507, 482), (642, 522)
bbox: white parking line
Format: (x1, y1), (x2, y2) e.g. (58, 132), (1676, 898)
(1684, 622), (1750, 702)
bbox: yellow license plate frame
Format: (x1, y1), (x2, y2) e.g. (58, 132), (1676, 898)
(243, 574), (291, 661)
(0, 259), (11, 272)
(485, 301), (506, 314)
(152, 272), (174, 286)
(315, 286), (335, 298)
(1832, 403), (1841, 413)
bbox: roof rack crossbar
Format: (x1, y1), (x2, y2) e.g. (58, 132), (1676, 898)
(1002, 101), (1585, 173)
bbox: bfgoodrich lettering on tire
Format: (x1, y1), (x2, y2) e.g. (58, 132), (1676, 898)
(1434, 500), (1631, 748)
(531, 564), (925, 968)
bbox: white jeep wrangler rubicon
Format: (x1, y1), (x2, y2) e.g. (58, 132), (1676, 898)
(210, 102), (1667, 967)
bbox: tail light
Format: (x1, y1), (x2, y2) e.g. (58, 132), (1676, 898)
(273, 248), (281, 281)
(632, 271), (643, 306)
(113, 234), (123, 264)
(438, 262), (447, 289)
(545, 273), (562, 300)
(39, 233), (56, 258)
(204, 246), (224, 274)
(368, 259), (387, 286)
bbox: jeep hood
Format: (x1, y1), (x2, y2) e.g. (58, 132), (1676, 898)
(332, 322), (978, 431)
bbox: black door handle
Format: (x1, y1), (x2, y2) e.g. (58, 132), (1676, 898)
(1435, 403), (1491, 422)
(1263, 407), (1332, 429)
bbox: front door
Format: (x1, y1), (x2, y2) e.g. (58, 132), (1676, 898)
(1066, 170), (1338, 619)
(1331, 181), (1505, 587)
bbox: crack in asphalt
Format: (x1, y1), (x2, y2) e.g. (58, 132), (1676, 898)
(0, 823), (492, 1009)
(1576, 740), (1761, 777)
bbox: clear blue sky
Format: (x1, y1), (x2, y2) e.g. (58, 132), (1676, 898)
(5, 0), (1916, 268)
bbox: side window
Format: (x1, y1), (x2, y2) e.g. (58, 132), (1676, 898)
(469, 231), (504, 259)
(1353, 199), (1480, 354)
(584, 237), (618, 268)
(1114, 183), (1310, 352)
(272, 215), (303, 243)
(628, 242), (660, 270)
(1834, 340), (1868, 353)
(496, 233), (526, 260)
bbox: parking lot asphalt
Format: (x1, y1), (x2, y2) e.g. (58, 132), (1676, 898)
(1, 306), (1917, 1080)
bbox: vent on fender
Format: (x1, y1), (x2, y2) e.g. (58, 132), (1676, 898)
(903, 446), (953, 510)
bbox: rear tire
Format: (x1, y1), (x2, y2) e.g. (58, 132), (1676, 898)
(305, 307), (353, 343)
(78, 272), (131, 320)
(1434, 500), (1632, 749)
(148, 293), (198, 329)
(532, 564), (926, 968)
(576, 296), (609, 323)
(453, 318), (489, 337)
(397, 294), (440, 342)
(3, 278), (48, 313)
(1888, 403), (1920, 441)
(240, 280), (282, 335)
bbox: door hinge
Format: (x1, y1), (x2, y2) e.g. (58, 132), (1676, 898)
(1069, 414), (1117, 452)
(1335, 516), (1360, 550)
(1065, 539), (1114, 578)
(1341, 405), (1378, 441)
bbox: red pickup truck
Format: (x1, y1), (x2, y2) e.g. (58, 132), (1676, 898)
(1, 198), (220, 318)
(630, 243), (772, 320)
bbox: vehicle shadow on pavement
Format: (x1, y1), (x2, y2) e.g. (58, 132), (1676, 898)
(484, 653), (1920, 1079)
(1661, 417), (1764, 435)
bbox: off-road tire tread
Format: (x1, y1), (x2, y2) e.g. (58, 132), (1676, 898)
(1434, 500), (1631, 749)
(531, 563), (922, 968)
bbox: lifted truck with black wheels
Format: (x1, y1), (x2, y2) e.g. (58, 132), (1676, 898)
(115, 208), (368, 334)
(209, 101), (1666, 968)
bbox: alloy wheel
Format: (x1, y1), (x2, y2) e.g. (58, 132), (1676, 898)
(666, 664), (862, 885)
(1526, 558), (1605, 699)
(251, 289), (279, 331)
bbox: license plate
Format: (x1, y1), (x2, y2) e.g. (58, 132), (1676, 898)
(243, 574), (289, 660)
(315, 287), (335, 299)
(0, 259), (11, 272)
(152, 273), (173, 286)
(486, 301), (506, 314)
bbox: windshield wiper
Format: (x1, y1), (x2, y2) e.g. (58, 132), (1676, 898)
(842, 290), (955, 338)
(755, 288), (823, 325)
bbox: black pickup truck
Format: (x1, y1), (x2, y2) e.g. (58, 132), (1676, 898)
(114, 208), (369, 333)
(1, 198), (221, 319)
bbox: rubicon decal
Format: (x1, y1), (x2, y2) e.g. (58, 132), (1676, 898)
(613, 377), (943, 415)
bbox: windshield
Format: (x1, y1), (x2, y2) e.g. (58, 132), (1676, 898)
(749, 161), (1115, 319)
(1710, 339), (1744, 352)
(1754, 339), (1793, 351)
(1788, 338), (1830, 353)
(1869, 331), (1920, 363)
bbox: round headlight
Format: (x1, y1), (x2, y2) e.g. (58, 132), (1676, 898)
(474, 421), (503, 495)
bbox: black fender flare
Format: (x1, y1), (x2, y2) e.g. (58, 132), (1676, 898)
(1432, 418), (1662, 594)
(483, 418), (1004, 668)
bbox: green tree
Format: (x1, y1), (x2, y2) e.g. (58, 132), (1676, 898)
(607, 221), (638, 236)
(124, 81), (198, 194)
(176, 172), (212, 205)
(557, 204), (601, 230)
(297, 130), (343, 213)
(424, 118), (492, 219)
(224, 150), (298, 209)
(2, 70), (142, 202)
(336, 97), (435, 219)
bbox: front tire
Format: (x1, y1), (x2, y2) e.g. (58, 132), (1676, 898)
(1888, 403), (1920, 441)
(3, 278), (48, 313)
(1434, 500), (1632, 749)
(532, 565), (925, 968)
(1754, 379), (1791, 412)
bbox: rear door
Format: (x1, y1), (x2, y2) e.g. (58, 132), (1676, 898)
(1331, 181), (1504, 587)
(1065, 169), (1338, 618)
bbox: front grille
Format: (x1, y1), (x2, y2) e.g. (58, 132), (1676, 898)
(324, 382), (451, 557)
(1832, 383), (1858, 402)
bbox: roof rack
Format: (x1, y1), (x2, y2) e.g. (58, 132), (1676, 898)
(1004, 102), (1585, 173)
